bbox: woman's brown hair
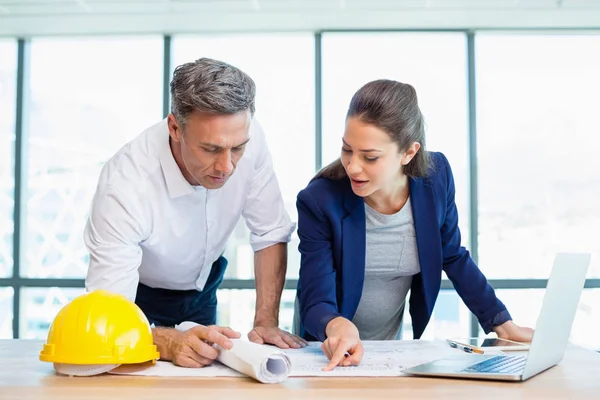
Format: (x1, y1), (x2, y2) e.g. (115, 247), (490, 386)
(314, 79), (432, 181)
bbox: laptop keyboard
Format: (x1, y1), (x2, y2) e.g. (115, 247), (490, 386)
(461, 355), (527, 374)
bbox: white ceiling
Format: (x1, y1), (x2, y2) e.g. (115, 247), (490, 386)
(2, 0), (600, 15)
(1, 0), (600, 36)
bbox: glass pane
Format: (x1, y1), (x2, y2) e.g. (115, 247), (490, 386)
(0, 40), (17, 278)
(402, 290), (471, 340)
(322, 32), (470, 249)
(24, 36), (163, 278)
(476, 34), (600, 278)
(20, 287), (85, 339)
(216, 289), (296, 336)
(0, 287), (13, 338)
(479, 289), (600, 352)
(172, 34), (315, 279)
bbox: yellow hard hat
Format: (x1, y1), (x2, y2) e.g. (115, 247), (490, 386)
(39, 290), (159, 374)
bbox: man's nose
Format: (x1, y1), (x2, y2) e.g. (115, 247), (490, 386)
(215, 150), (233, 175)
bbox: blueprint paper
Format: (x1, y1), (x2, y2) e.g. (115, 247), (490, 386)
(110, 339), (487, 378)
(283, 340), (469, 377)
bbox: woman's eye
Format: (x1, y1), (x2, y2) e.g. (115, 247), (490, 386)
(365, 157), (379, 162)
(341, 148), (352, 153)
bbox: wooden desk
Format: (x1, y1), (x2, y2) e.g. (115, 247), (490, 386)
(1, 339), (599, 399)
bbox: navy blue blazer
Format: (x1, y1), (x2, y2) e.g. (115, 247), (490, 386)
(296, 152), (511, 342)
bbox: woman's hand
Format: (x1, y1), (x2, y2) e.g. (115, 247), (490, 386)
(321, 317), (364, 371)
(493, 320), (535, 343)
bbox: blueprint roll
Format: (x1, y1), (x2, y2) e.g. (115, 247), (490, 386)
(175, 321), (292, 383)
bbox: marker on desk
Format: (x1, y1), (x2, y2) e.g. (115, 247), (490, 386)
(447, 341), (484, 354)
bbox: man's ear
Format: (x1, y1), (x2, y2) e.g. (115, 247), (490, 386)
(167, 114), (182, 143)
(401, 142), (421, 165)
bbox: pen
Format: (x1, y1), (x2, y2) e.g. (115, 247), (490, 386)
(448, 341), (485, 354)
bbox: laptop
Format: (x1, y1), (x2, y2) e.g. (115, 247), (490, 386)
(404, 252), (590, 382)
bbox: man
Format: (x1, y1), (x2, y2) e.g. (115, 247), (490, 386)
(84, 58), (305, 368)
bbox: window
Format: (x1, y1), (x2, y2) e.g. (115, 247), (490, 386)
(217, 289), (297, 334)
(3, 31), (598, 346)
(20, 287), (84, 339)
(0, 40), (17, 278)
(322, 32), (471, 337)
(23, 37), (163, 279)
(321, 33), (470, 248)
(0, 287), (13, 338)
(172, 34), (315, 280)
(476, 34), (600, 279)
(402, 290), (471, 340)
(480, 289), (600, 351)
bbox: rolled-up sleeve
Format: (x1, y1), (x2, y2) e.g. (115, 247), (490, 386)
(84, 185), (147, 301)
(242, 121), (295, 251)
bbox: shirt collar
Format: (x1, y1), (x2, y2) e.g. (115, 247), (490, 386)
(157, 122), (200, 198)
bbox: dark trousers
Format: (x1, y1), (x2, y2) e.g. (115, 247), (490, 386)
(135, 256), (228, 327)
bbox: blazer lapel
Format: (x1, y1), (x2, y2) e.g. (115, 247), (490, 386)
(409, 177), (441, 316)
(341, 186), (366, 319)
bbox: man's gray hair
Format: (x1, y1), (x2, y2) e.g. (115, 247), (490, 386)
(170, 58), (256, 127)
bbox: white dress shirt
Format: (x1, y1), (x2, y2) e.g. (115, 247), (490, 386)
(84, 118), (295, 301)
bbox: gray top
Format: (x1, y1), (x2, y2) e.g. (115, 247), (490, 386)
(351, 197), (421, 340)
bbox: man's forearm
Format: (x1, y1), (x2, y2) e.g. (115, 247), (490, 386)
(253, 242), (287, 326)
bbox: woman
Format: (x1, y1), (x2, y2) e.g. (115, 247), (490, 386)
(296, 79), (533, 371)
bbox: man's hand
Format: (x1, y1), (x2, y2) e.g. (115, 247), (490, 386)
(321, 317), (363, 371)
(153, 325), (241, 368)
(493, 320), (535, 343)
(248, 324), (308, 349)
(252, 244), (300, 348)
